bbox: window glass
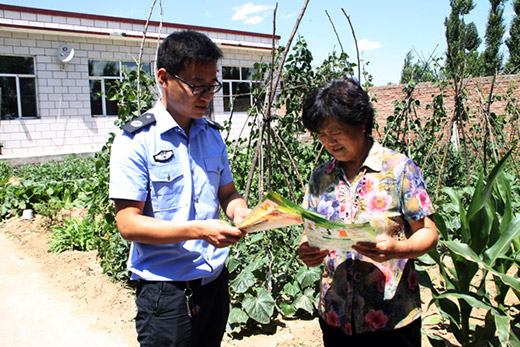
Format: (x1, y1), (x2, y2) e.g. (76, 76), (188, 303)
(0, 56), (37, 119)
(20, 78), (37, 117)
(0, 76), (18, 119)
(222, 66), (240, 80)
(241, 67), (256, 81)
(233, 82), (251, 112)
(223, 83), (232, 112)
(89, 80), (102, 115)
(122, 61), (151, 74)
(88, 60), (152, 116)
(222, 66), (256, 113)
(105, 80), (119, 115)
(88, 60), (119, 77)
(0, 56), (34, 74)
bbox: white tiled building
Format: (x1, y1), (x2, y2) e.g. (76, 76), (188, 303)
(0, 4), (279, 158)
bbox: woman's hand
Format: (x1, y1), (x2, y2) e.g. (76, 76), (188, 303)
(352, 216), (437, 262)
(352, 234), (400, 262)
(298, 233), (329, 267)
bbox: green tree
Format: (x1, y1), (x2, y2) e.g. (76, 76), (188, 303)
(400, 50), (436, 84)
(505, 0), (520, 73)
(464, 22), (483, 76)
(480, 0), (507, 76)
(444, 0), (482, 78)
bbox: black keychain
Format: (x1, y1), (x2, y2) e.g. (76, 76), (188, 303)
(184, 283), (197, 318)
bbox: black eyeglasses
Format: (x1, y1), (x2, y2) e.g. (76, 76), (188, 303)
(172, 74), (223, 95)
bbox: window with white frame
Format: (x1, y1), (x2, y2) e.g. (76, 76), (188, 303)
(88, 60), (151, 116)
(0, 55), (37, 119)
(222, 66), (258, 112)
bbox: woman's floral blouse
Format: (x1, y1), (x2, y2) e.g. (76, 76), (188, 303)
(303, 140), (435, 335)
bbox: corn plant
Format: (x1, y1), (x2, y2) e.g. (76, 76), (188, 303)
(418, 151), (520, 346)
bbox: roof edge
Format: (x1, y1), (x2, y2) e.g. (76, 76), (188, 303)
(0, 4), (281, 40)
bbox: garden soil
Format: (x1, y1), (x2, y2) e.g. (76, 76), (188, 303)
(0, 214), (451, 347)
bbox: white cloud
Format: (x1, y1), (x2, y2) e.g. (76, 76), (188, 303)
(357, 39), (382, 52)
(279, 12), (297, 19)
(245, 16), (264, 24)
(232, 2), (274, 24)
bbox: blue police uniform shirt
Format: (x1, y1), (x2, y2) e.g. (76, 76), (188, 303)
(109, 102), (234, 284)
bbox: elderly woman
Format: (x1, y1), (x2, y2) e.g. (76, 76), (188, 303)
(298, 78), (437, 346)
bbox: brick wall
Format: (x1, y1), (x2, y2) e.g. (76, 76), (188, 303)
(370, 74), (520, 134)
(0, 30), (158, 156)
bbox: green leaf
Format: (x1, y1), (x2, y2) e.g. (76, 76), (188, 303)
(242, 287), (275, 324)
(467, 202), (493, 254)
(416, 266), (440, 296)
(426, 334), (449, 347)
(494, 313), (512, 347)
(227, 257), (241, 273)
(294, 288), (315, 314)
(279, 302), (297, 317)
(433, 212), (449, 240)
(435, 296), (460, 326)
(282, 282), (300, 297)
(296, 266), (321, 288)
(243, 256), (266, 274)
(230, 271), (256, 293)
(436, 291), (500, 315)
(228, 307), (249, 325)
(505, 321), (520, 347)
(467, 149), (512, 220)
(443, 240), (520, 291)
(483, 216), (520, 267)
(247, 232), (265, 243)
(416, 253), (437, 266)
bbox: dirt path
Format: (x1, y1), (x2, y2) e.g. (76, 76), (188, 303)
(0, 216), (326, 347)
(0, 215), (444, 346)
(0, 230), (135, 346)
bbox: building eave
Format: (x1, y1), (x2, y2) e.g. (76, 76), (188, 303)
(0, 4), (280, 41)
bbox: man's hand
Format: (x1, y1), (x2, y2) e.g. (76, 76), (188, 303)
(232, 206), (251, 227)
(198, 219), (247, 248)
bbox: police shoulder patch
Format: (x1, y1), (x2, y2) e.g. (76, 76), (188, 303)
(121, 113), (156, 134)
(206, 118), (223, 130)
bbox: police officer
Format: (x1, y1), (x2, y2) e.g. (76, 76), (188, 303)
(109, 30), (250, 346)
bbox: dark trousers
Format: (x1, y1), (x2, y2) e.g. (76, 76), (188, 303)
(319, 316), (422, 347)
(134, 268), (229, 347)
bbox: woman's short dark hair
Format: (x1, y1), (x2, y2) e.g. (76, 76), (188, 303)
(302, 78), (374, 134)
(157, 30), (223, 75)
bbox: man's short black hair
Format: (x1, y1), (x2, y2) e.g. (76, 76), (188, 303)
(157, 30), (223, 75)
(302, 78), (374, 134)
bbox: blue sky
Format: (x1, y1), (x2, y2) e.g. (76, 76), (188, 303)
(4, 0), (515, 85)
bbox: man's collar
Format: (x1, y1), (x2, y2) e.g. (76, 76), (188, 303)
(153, 102), (207, 136)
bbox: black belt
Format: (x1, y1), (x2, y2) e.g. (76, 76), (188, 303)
(135, 278), (202, 290)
